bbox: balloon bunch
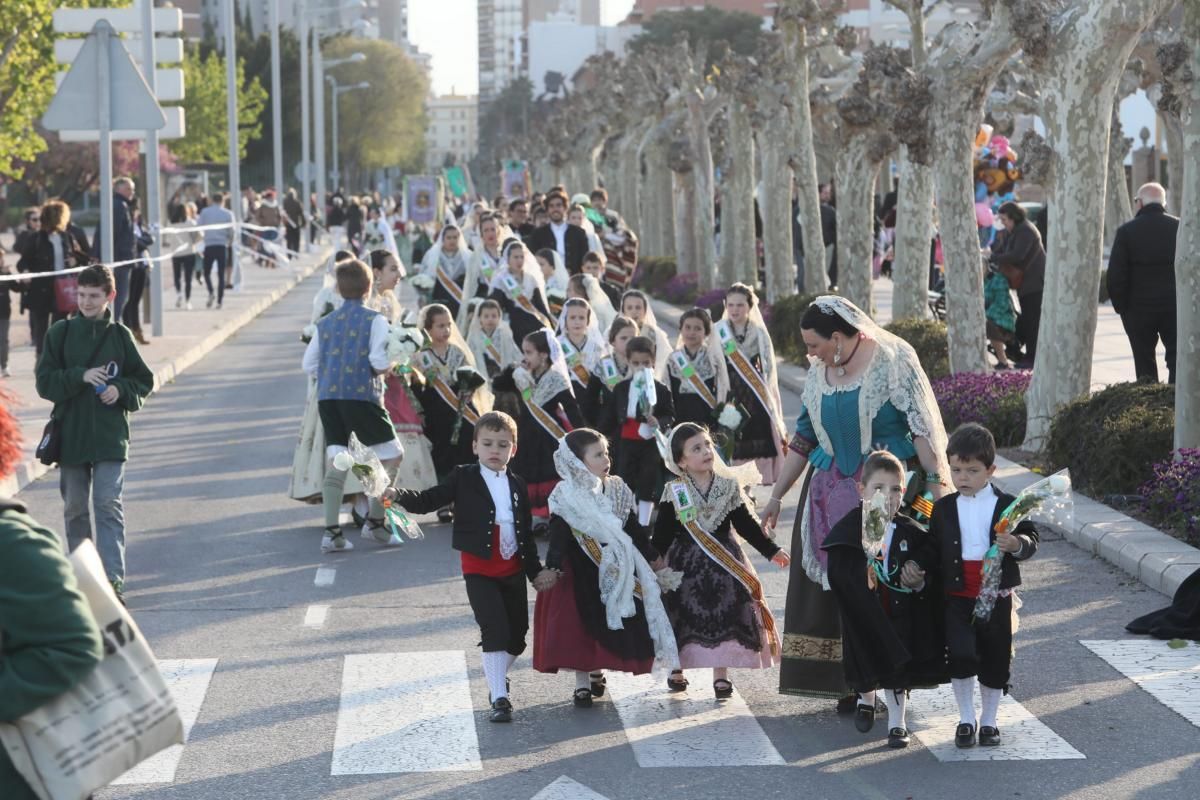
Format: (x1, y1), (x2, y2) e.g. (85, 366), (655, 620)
(973, 124), (1022, 242)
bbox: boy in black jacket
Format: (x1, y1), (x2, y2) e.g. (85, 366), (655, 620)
(919, 423), (1038, 749)
(600, 336), (673, 526)
(384, 411), (557, 723)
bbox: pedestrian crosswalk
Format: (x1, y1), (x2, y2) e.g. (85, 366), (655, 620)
(112, 642), (1199, 786)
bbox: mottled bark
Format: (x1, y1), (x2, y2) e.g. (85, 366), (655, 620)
(1175, 0), (1200, 450)
(721, 102), (758, 286)
(638, 117), (677, 259)
(671, 158), (698, 277)
(1161, 112), (1185, 213)
(761, 119), (797, 303)
(1023, 0), (1177, 450)
(685, 89), (719, 292)
(835, 136), (881, 315)
(1105, 103), (1134, 250)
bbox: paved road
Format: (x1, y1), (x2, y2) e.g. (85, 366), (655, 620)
(16, 271), (1199, 800)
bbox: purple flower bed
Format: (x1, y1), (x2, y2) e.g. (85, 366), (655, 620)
(932, 370), (1032, 447)
(1139, 449), (1200, 545)
(693, 288), (726, 315)
(660, 272), (699, 305)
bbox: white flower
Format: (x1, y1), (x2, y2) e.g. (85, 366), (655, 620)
(410, 274), (434, 290)
(869, 489), (888, 514)
(1047, 472), (1071, 495)
(301, 323), (317, 342)
(332, 451), (355, 471)
(717, 404), (743, 430)
(655, 568), (684, 592)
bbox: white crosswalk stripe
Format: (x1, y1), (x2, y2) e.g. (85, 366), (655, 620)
(330, 651), (483, 774)
(112, 659), (220, 784)
(530, 776), (614, 800)
(605, 669), (786, 767)
(906, 684), (1085, 761)
(1081, 639), (1200, 728)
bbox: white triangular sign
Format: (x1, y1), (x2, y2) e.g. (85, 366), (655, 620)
(43, 19), (166, 132)
(530, 776), (612, 800)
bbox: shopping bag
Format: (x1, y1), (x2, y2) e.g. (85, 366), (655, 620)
(54, 276), (79, 315)
(0, 541), (184, 800)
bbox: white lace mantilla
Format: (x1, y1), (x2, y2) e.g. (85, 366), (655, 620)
(420, 344), (468, 381)
(669, 347), (717, 396)
(662, 474), (755, 533)
(516, 366), (571, 409)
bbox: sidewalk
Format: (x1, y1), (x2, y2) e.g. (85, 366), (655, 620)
(1, 244), (332, 496)
(649, 281), (1192, 598)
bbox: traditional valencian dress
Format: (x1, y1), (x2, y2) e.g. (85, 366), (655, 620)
(714, 315), (786, 484)
(653, 462), (781, 669)
(667, 337), (728, 429)
(534, 442), (679, 676)
(420, 227), (471, 319)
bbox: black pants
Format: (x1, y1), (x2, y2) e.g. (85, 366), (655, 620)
(945, 594), (1013, 690)
(1015, 290), (1042, 362)
(122, 265), (147, 330)
(1120, 309), (1177, 384)
(202, 245), (227, 304)
(285, 225), (301, 258)
(29, 308), (66, 357)
(463, 571), (529, 655)
(173, 254), (196, 300)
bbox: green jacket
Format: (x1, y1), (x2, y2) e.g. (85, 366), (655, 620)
(0, 498), (104, 800)
(35, 312), (154, 465)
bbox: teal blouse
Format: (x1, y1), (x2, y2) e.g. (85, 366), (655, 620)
(793, 385), (917, 475)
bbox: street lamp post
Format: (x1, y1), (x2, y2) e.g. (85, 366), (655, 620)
(315, 48), (365, 224)
(327, 78), (370, 190)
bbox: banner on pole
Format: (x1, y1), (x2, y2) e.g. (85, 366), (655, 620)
(404, 176), (442, 224)
(442, 165), (472, 200)
(501, 159), (530, 199)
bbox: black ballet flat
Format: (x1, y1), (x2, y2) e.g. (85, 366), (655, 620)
(589, 672), (606, 697)
(573, 688), (594, 708)
(666, 670), (689, 692)
(854, 703), (876, 733)
(713, 679), (734, 699)
(887, 727), (911, 748)
(955, 722), (977, 748)
(489, 697), (513, 723)
(978, 725), (1001, 746)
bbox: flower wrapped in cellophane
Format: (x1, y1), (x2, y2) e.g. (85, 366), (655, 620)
(386, 320), (426, 373)
(334, 433), (424, 545)
(861, 489), (889, 590)
(974, 468), (1072, 621)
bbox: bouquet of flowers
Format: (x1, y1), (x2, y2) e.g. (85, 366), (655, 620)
(409, 274), (435, 291)
(450, 366), (486, 445)
(332, 433), (424, 544)
(713, 400), (748, 462)
(386, 321), (426, 372)
(974, 468), (1072, 621)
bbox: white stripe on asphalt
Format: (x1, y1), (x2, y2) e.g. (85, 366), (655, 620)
(531, 775), (613, 800)
(303, 604), (330, 628)
(331, 651), (482, 774)
(314, 567), (336, 587)
(605, 669), (785, 767)
(907, 684), (1085, 760)
(1082, 639), (1200, 728)
(113, 658), (220, 784)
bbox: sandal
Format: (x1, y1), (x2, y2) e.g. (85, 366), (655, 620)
(364, 518), (398, 545)
(666, 670), (689, 692)
(589, 672), (607, 698)
(573, 687), (594, 708)
(713, 679), (734, 699)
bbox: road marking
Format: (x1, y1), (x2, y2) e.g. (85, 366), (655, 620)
(303, 604), (329, 628)
(531, 775), (613, 800)
(331, 651), (482, 774)
(605, 669), (785, 767)
(113, 659), (220, 784)
(1082, 639), (1200, 728)
(907, 684), (1085, 761)
(314, 567), (336, 587)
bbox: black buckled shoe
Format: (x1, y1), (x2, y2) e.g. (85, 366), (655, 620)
(489, 697), (513, 723)
(955, 722), (977, 748)
(887, 727), (911, 748)
(978, 725), (1001, 746)
(589, 672), (606, 698)
(573, 687), (594, 708)
(666, 670), (689, 692)
(854, 702), (876, 733)
(713, 679), (734, 699)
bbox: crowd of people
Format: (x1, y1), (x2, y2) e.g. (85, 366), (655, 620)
(288, 180), (1049, 750)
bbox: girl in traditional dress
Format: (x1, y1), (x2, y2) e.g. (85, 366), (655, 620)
(367, 251), (436, 500)
(416, 303), (492, 523)
(667, 307), (729, 429)
(654, 423), (791, 697)
(420, 224), (472, 320)
(584, 315), (636, 439)
(493, 329), (584, 527)
(567, 273), (617, 334)
(467, 298), (523, 421)
(533, 429), (680, 706)
(489, 239), (554, 346)
(459, 213), (505, 330)
(362, 206), (401, 263)
(537, 248), (569, 319)
(620, 289), (671, 379)
(717, 283), (787, 485)
(557, 298), (609, 426)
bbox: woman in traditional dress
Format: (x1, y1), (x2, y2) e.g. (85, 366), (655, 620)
(493, 329), (584, 527)
(760, 296), (949, 706)
(557, 298), (609, 425)
(416, 302), (492, 523)
(489, 238), (554, 346)
(667, 307), (729, 428)
(620, 289), (672, 379)
(459, 213), (505, 330)
(654, 423), (790, 697)
(534, 429), (679, 706)
(362, 205), (402, 264)
(716, 283), (787, 484)
(420, 223), (472, 320)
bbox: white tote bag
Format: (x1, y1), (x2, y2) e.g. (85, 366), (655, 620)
(0, 541), (184, 800)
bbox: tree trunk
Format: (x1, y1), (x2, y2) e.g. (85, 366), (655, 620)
(618, 125), (648, 233)
(1023, 0), (1175, 450)
(891, 150), (934, 320)
(760, 122), (796, 304)
(686, 90), (719, 292)
(1175, 0), (1200, 450)
(1104, 102), (1133, 249)
(1161, 111), (1185, 214)
(785, 15), (828, 296)
(638, 118), (677, 259)
(721, 102), (758, 286)
(672, 167), (697, 281)
(835, 136), (879, 316)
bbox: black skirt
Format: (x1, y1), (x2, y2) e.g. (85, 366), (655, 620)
(727, 354), (777, 460)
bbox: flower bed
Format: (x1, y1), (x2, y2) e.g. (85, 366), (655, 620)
(884, 318), (950, 380)
(1139, 449), (1200, 546)
(660, 272), (699, 306)
(933, 370), (1032, 447)
(632, 257), (677, 292)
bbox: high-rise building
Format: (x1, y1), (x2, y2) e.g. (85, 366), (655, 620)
(377, 0), (410, 45)
(425, 94), (479, 171)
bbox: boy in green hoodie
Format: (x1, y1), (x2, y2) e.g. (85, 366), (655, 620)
(35, 264), (154, 603)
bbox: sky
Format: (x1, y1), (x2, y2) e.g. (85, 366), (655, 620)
(409, 0), (636, 96)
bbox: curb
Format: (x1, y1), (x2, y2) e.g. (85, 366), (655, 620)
(4, 248), (331, 498)
(647, 295), (1197, 599)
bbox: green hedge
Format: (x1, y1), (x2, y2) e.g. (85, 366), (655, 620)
(632, 257), (677, 293)
(766, 293), (824, 362)
(1045, 382), (1175, 496)
(883, 319), (950, 380)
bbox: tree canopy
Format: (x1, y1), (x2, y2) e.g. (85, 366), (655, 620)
(627, 7), (769, 65)
(169, 45), (268, 164)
